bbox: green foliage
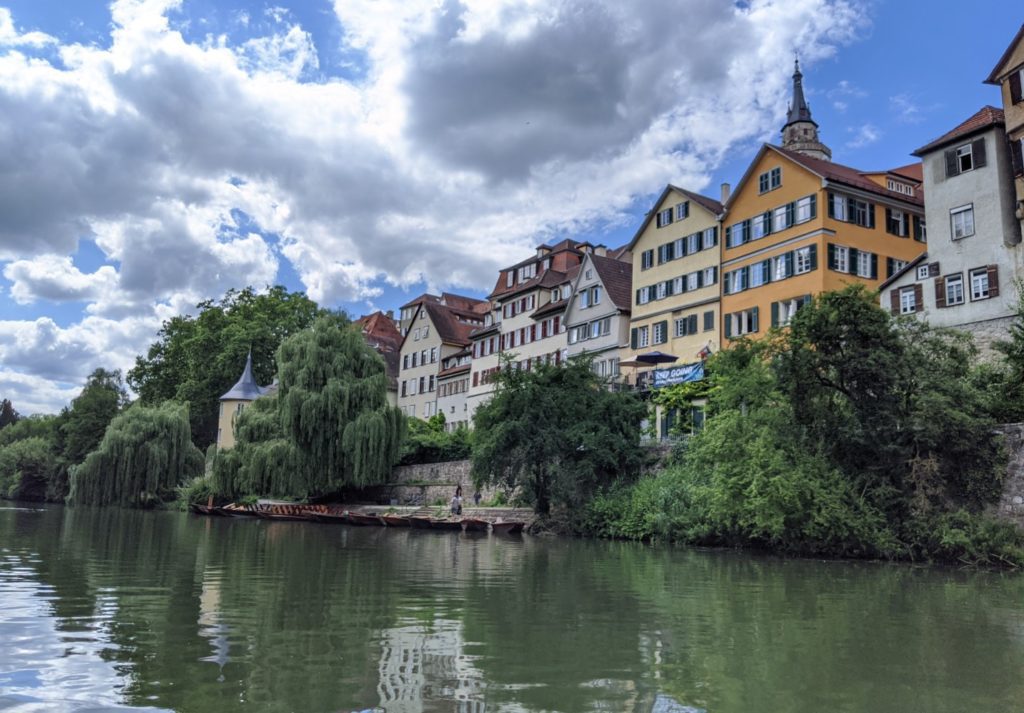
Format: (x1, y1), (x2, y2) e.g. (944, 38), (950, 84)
(177, 475), (217, 508)
(988, 285), (1024, 422)
(210, 314), (406, 499)
(0, 398), (18, 429)
(0, 414), (58, 447)
(58, 368), (127, 467)
(128, 286), (324, 449)
(472, 355), (646, 514)
(0, 437), (61, 501)
(69, 402), (205, 507)
(400, 413), (472, 465)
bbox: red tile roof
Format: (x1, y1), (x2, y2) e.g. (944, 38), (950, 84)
(913, 106), (1004, 156)
(589, 253), (632, 312)
(888, 163), (923, 182)
(772, 145), (924, 206)
(422, 301), (485, 347)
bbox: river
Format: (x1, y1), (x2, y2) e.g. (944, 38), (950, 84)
(0, 505), (1022, 712)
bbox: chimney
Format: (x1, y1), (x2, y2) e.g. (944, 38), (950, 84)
(720, 182), (731, 204)
(594, 245), (607, 257)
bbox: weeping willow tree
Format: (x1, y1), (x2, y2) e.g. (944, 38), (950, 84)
(69, 402), (205, 507)
(212, 313), (406, 499)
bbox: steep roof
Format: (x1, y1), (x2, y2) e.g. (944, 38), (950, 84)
(985, 23), (1024, 84)
(784, 59), (817, 128)
(399, 292), (439, 310)
(771, 145), (924, 206)
(888, 163), (924, 183)
(878, 252), (929, 291)
(590, 253), (633, 312)
(625, 184), (723, 252)
(913, 106), (1005, 156)
(422, 301), (483, 347)
(220, 352), (269, 401)
(356, 311), (402, 353)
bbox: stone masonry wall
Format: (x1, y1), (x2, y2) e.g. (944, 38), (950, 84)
(362, 460), (504, 507)
(994, 423), (1024, 528)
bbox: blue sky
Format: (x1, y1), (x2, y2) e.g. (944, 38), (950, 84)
(0, 0), (1021, 412)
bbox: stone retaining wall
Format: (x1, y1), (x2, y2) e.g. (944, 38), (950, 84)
(363, 460), (505, 507)
(995, 423), (1024, 528)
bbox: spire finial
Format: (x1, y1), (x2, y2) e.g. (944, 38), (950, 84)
(794, 56), (800, 76)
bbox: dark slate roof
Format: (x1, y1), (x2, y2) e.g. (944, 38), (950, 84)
(423, 301), (483, 347)
(590, 253), (632, 312)
(772, 145), (925, 207)
(531, 297), (569, 319)
(220, 352), (269, 401)
(784, 59), (816, 128)
(878, 251), (929, 291)
(912, 106), (1005, 156)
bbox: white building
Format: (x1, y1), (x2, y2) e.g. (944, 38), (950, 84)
(563, 250), (633, 380)
(880, 106), (1023, 351)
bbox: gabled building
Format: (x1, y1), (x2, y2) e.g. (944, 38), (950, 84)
(216, 351), (273, 449)
(720, 61), (925, 344)
(436, 349), (472, 431)
(986, 22), (1024, 237)
(880, 107), (1023, 349)
(397, 295), (487, 420)
(623, 184), (723, 379)
(355, 310), (402, 407)
(466, 239), (590, 420)
(564, 249), (633, 379)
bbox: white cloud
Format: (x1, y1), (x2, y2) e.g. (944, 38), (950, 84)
(0, 0), (873, 411)
(846, 122), (880, 149)
(0, 8), (56, 48)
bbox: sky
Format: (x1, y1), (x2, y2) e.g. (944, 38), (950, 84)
(0, 0), (1019, 414)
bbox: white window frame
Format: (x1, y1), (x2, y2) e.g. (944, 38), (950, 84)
(951, 204), (975, 240)
(956, 143), (974, 173)
(656, 208), (673, 228)
(795, 195), (814, 223)
(675, 201), (689, 221)
(794, 247), (812, 275)
(703, 267), (716, 286)
(638, 326), (650, 348)
(834, 245), (849, 273)
(702, 228), (716, 250)
(656, 282), (668, 300)
(751, 213), (768, 240)
(945, 274), (965, 305)
(773, 255), (789, 281)
(591, 286), (601, 305)
(673, 276), (684, 294)
(580, 290), (590, 308)
(638, 287), (650, 305)
(749, 262), (766, 288)
(970, 268), (990, 300)
(687, 272), (699, 291)
(856, 251), (873, 279)
(899, 287), (916, 314)
(773, 205), (791, 231)
(674, 317), (687, 338)
(916, 265), (930, 281)
(653, 322), (667, 345)
(830, 194), (847, 222)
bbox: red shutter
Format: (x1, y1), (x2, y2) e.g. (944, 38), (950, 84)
(935, 277), (947, 309)
(554, 315), (560, 332)
(531, 324), (537, 341)
(913, 284), (923, 312)
(889, 288), (900, 315)
(988, 265), (1000, 298)
(473, 372), (479, 387)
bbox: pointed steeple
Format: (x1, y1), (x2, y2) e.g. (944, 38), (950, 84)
(219, 350), (267, 401)
(781, 57), (831, 161)
(784, 58), (816, 128)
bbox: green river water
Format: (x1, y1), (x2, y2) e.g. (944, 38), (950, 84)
(1, 504), (1023, 712)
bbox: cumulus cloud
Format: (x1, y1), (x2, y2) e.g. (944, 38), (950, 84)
(846, 122), (880, 149)
(0, 0), (872, 411)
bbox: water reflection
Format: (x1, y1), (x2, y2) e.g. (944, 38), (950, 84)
(1, 505), (1023, 713)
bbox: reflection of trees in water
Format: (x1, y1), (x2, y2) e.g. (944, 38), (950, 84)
(4, 507), (1024, 713)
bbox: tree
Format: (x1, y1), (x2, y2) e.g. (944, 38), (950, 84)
(58, 368), (128, 467)
(69, 402), (205, 507)
(211, 314), (406, 499)
(128, 286), (324, 449)
(0, 437), (60, 502)
(472, 356), (646, 515)
(400, 413), (472, 465)
(0, 398), (19, 429)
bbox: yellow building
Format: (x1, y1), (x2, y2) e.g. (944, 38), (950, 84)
(216, 351), (272, 449)
(623, 184), (723, 380)
(986, 22), (1024, 236)
(720, 63), (926, 344)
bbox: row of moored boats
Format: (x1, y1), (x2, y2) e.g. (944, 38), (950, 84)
(189, 502), (526, 534)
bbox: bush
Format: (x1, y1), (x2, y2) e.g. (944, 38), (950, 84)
(0, 437), (61, 502)
(400, 414), (472, 465)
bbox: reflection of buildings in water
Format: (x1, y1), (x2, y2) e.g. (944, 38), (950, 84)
(376, 618), (487, 713)
(197, 573), (230, 674)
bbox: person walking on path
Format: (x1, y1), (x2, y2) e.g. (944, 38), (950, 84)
(451, 485), (463, 516)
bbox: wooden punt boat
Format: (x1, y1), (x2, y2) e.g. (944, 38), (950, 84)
(408, 516), (434, 529)
(491, 521), (525, 535)
(220, 504), (261, 518)
(310, 511), (349, 524)
(428, 518), (465, 531)
(460, 518), (490, 532)
(380, 514), (412, 527)
(347, 512), (382, 526)
(188, 503), (225, 516)
(257, 504), (310, 521)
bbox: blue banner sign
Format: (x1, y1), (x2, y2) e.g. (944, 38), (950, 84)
(652, 362), (704, 388)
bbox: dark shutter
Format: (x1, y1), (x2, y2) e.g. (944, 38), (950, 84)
(827, 192), (835, 218)
(771, 301), (779, 328)
(988, 265), (1000, 298)
(945, 149), (959, 177)
(935, 277), (947, 309)
(786, 202), (795, 225)
(724, 314), (732, 339)
(913, 215), (926, 243)
(928, 262), (940, 277)
(1011, 138), (1024, 178)
(688, 315), (698, 334)
(630, 328), (638, 349)
(724, 226), (731, 246)
(808, 244), (818, 271)
(657, 320), (668, 344)
(827, 243), (836, 270)
(913, 284), (923, 312)
(784, 251), (794, 277)
(1012, 70), (1024, 104)
(849, 247), (859, 274)
(868, 204), (876, 229)
(972, 137), (987, 169)
(750, 306), (759, 333)
(696, 270), (704, 288)
(871, 254), (878, 280)
(885, 207), (894, 234)
(889, 288), (900, 314)
(636, 288), (641, 303)
(703, 310), (714, 331)
(764, 211), (773, 235)
(886, 257), (895, 278)
(808, 193), (817, 219)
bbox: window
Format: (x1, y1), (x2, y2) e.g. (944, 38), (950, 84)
(653, 322), (667, 344)
(773, 254), (790, 281)
(726, 267), (747, 294)
(638, 326), (650, 348)
(641, 250), (654, 270)
(794, 246), (814, 274)
(1012, 68), (1024, 104)
(773, 295), (811, 327)
(945, 274), (965, 306)
(726, 220), (748, 247)
(725, 307), (759, 338)
(758, 167), (782, 193)
(914, 216), (927, 243)
(413, 328), (420, 341)
(551, 288), (561, 301)
(637, 286), (651, 305)
(423, 325), (429, 338)
(749, 260), (768, 288)
(658, 243), (674, 264)
(852, 199), (873, 227)
(833, 245), (849, 273)
(945, 139), (986, 177)
(656, 281), (668, 300)
(916, 265), (930, 281)
(886, 179), (915, 196)
(773, 205), (792, 232)
(687, 233), (700, 254)
(951, 205), (975, 239)
(590, 321), (601, 339)
(795, 195), (816, 223)
(970, 267), (991, 300)
(900, 287), (917, 314)
(674, 314), (698, 337)
(580, 289), (590, 308)
(702, 227), (717, 250)
(886, 208), (908, 237)
(829, 193), (847, 221)
(430, 347), (437, 363)
(703, 266), (717, 286)
(703, 310), (715, 331)
(585, 269), (593, 280)
(656, 208), (673, 228)
(403, 354), (409, 370)
(686, 272), (699, 291)
(591, 286), (601, 305)
(856, 251), (874, 278)
(886, 258), (908, 278)
(751, 213), (770, 240)
(673, 276), (684, 294)
(675, 201), (689, 221)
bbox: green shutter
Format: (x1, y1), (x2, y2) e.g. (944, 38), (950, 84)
(809, 193), (817, 219)
(762, 259), (772, 283)
(724, 226), (731, 245)
(849, 247), (859, 274)
(827, 243), (836, 270)
(704, 310), (714, 331)
(784, 252), (794, 278)
(827, 193), (835, 218)
(868, 204), (876, 229)
(630, 328), (638, 349)
(886, 257), (895, 278)
(808, 244), (818, 271)
(771, 301), (779, 328)
(751, 306), (759, 333)
(724, 314), (732, 339)
(689, 314), (698, 334)
(786, 202), (795, 225)
(871, 253), (878, 279)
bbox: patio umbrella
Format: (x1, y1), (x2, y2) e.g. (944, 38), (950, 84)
(635, 351), (678, 365)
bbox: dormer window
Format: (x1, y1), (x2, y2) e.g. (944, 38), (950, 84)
(506, 272), (514, 287)
(886, 178), (915, 196)
(551, 287), (561, 301)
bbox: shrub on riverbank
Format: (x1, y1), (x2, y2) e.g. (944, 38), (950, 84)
(400, 414), (471, 465)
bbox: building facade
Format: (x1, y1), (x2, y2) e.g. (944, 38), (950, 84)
(720, 64), (925, 344)
(880, 109), (1023, 349)
(623, 185), (723, 381)
(564, 250), (633, 379)
(987, 23), (1024, 239)
(436, 349), (472, 430)
(216, 352), (272, 449)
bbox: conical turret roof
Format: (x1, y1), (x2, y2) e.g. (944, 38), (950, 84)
(219, 351), (268, 401)
(784, 59), (816, 128)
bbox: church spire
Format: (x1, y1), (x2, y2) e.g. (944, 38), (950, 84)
(780, 57), (831, 161)
(784, 58), (816, 128)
